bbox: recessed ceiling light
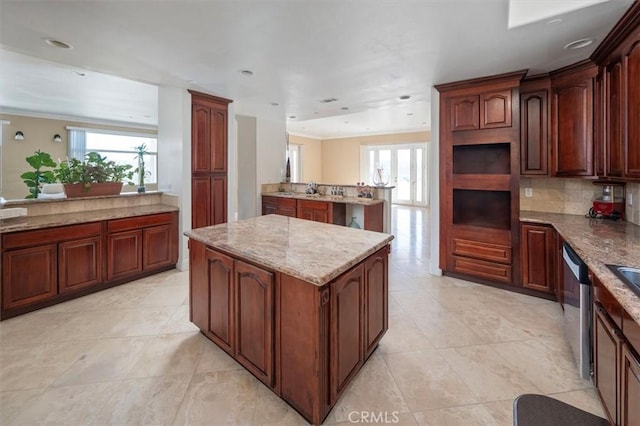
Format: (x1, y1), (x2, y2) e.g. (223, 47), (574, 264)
(73, 71), (86, 77)
(44, 38), (73, 49)
(564, 38), (595, 49)
(319, 98), (338, 103)
(144, 115), (151, 118)
(422, 121), (427, 124)
(270, 102), (279, 106)
(240, 70), (254, 76)
(314, 111), (319, 114)
(407, 113), (413, 116)
(344, 121), (349, 124)
(399, 95), (411, 100)
(289, 115), (296, 119)
(547, 18), (563, 25)
(341, 107), (349, 110)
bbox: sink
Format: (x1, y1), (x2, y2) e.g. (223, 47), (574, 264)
(0, 207), (28, 220)
(607, 265), (640, 297)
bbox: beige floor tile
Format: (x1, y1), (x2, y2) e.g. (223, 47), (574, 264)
(490, 338), (592, 394)
(52, 336), (148, 387)
(377, 315), (433, 354)
(0, 389), (43, 425)
(480, 400), (514, 426)
(455, 308), (538, 344)
(439, 345), (543, 402)
(384, 350), (479, 411)
(139, 284), (188, 307)
(126, 332), (203, 379)
(325, 355), (410, 423)
(93, 375), (192, 425)
(172, 369), (258, 425)
(196, 338), (243, 373)
(0, 340), (96, 391)
(11, 381), (120, 426)
(0, 311), (74, 343)
(390, 289), (446, 316)
(409, 310), (487, 348)
(252, 382), (310, 425)
(161, 304), (200, 334)
(105, 306), (179, 337)
(413, 404), (500, 426)
(327, 412), (418, 425)
(38, 309), (131, 343)
(548, 388), (608, 419)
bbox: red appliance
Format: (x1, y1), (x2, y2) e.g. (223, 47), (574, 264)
(588, 182), (625, 220)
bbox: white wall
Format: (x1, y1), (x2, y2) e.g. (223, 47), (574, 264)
(157, 86), (192, 271)
(429, 88), (441, 276)
(236, 115), (257, 220)
(255, 117), (286, 216)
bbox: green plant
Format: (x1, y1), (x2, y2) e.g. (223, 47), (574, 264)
(133, 144), (151, 188)
(21, 150), (57, 198)
(54, 152), (134, 190)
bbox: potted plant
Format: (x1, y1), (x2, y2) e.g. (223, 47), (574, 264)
(133, 143), (150, 193)
(54, 152), (134, 198)
(21, 150), (57, 198)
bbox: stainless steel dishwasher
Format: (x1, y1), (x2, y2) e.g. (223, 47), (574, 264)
(561, 242), (592, 380)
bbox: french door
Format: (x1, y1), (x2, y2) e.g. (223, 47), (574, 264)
(361, 143), (428, 206)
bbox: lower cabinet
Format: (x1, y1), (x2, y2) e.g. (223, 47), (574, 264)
(1, 211), (178, 319)
(520, 222), (556, 295)
(593, 277), (640, 426)
(298, 199), (331, 223)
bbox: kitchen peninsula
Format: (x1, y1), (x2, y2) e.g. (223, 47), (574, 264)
(186, 214), (394, 424)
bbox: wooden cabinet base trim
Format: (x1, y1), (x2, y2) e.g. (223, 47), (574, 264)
(452, 238), (512, 263)
(451, 255), (512, 283)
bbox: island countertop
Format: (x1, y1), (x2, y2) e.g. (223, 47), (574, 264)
(262, 191), (384, 206)
(185, 214), (394, 286)
(520, 211), (640, 324)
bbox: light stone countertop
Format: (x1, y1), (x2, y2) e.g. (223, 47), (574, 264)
(185, 214), (394, 286)
(520, 211), (640, 324)
(262, 192), (384, 206)
(0, 204), (179, 234)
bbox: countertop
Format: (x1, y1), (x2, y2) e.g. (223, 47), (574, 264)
(185, 214), (394, 286)
(262, 191), (384, 206)
(0, 204), (179, 234)
(520, 211), (640, 324)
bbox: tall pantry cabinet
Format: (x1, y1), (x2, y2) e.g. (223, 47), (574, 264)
(189, 90), (232, 228)
(436, 71), (525, 287)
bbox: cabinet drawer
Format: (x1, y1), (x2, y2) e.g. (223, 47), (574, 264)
(297, 200), (328, 211)
(594, 278), (623, 329)
(3, 222), (102, 250)
(107, 212), (175, 233)
(452, 238), (512, 263)
(624, 310), (640, 356)
(452, 255), (512, 283)
(279, 198), (297, 209)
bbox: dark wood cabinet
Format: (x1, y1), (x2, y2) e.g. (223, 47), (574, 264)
(190, 90), (232, 228)
(551, 62), (597, 177)
(621, 343), (640, 426)
(2, 244), (57, 310)
(520, 223), (556, 294)
(107, 230), (143, 281)
(450, 95), (479, 131)
(520, 86), (549, 175)
(143, 224), (176, 271)
(594, 301), (623, 424)
(595, 71), (606, 177)
(606, 60), (625, 177)
(262, 196), (278, 215)
(363, 247), (388, 358)
(205, 248), (235, 353)
(277, 198), (297, 217)
(235, 259), (274, 387)
(298, 199), (330, 223)
(480, 90), (512, 129)
(624, 39), (640, 179)
(58, 236), (102, 294)
(330, 264), (364, 403)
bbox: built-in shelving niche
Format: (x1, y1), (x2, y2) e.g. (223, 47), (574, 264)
(453, 189), (511, 230)
(453, 143), (511, 175)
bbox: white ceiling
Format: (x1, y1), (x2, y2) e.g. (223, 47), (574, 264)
(0, 0), (634, 139)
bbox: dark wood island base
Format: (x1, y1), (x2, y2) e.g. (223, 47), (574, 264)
(188, 229), (390, 424)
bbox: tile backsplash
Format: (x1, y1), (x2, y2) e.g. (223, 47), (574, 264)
(520, 178), (640, 227)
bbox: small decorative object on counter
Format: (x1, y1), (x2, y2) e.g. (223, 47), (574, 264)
(356, 182), (374, 198)
(372, 166), (389, 187)
(348, 216), (361, 229)
(305, 182), (318, 194)
(330, 186), (344, 196)
(134, 143), (150, 193)
(285, 133), (291, 183)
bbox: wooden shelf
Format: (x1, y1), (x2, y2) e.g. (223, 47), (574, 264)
(451, 175), (511, 191)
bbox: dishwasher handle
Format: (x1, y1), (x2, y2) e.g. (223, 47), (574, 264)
(562, 242), (590, 284)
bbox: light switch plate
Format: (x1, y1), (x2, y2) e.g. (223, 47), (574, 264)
(628, 193), (633, 206)
(525, 188), (533, 198)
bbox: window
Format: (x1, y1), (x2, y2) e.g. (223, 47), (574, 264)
(67, 127), (158, 184)
(289, 144), (302, 182)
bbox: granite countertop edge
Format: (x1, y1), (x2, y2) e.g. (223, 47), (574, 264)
(0, 204), (179, 234)
(262, 192), (385, 206)
(520, 211), (640, 324)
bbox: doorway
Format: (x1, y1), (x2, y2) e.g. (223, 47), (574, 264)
(361, 143), (428, 206)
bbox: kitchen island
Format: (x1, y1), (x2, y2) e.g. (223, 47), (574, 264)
(185, 215), (393, 424)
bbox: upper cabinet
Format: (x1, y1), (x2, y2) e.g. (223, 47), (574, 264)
(450, 90), (512, 132)
(591, 2), (640, 181)
(520, 78), (550, 175)
(550, 61), (597, 177)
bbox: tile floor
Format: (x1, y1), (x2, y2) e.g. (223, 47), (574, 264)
(0, 206), (605, 425)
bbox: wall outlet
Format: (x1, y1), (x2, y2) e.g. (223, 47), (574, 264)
(628, 193), (633, 206)
(525, 188), (533, 198)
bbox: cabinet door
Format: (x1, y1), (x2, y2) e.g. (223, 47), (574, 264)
(192, 103), (212, 173)
(189, 240), (209, 331)
(262, 196), (278, 215)
(450, 95), (479, 131)
(330, 264), (364, 403)
(625, 40), (640, 178)
(520, 224), (555, 294)
(211, 175), (227, 225)
(552, 77), (594, 176)
(480, 90), (512, 129)
(364, 248), (388, 358)
(192, 176), (211, 229)
(143, 225), (173, 271)
(606, 61), (624, 177)
(520, 91), (548, 175)
(2, 245), (57, 309)
(595, 72), (606, 177)
(235, 260), (274, 387)
(277, 198), (297, 217)
(207, 249), (235, 354)
(58, 236), (102, 294)
(621, 343), (640, 426)
(107, 230), (143, 281)
(210, 105), (228, 173)
(594, 303), (622, 425)
(312, 209), (330, 223)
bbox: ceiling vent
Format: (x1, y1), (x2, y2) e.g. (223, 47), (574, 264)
(319, 98), (338, 103)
